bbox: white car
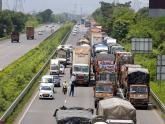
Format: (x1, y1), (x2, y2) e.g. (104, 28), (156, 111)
(40, 75), (54, 92)
(38, 30), (44, 35)
(39, 84), (54, 99)
(60, 64), (65, 74)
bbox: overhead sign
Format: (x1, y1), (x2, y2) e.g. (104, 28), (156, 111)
(131, 38), (152, 53)
(157, 55), (165, 80)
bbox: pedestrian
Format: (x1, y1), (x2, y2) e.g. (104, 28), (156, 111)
(69, 80), (75, 97)
(62, 80), (68, 95)
(71, 74), (76, 82)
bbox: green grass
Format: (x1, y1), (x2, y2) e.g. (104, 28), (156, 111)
(0, 22), (73, 117)
(5, 66), (49, 124)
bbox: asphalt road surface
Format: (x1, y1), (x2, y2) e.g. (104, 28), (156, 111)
(14, 25), (165, 124)
(0, 24), (61, 71)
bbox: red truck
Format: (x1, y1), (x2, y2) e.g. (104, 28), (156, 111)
(26, 26), (34, 40)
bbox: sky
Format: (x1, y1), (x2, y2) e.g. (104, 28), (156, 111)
(2, 0), (149, 14)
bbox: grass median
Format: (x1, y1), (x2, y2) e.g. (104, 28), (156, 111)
(0, 22), (73, 118)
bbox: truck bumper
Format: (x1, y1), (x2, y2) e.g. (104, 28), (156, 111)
(130, 98), (148, 107)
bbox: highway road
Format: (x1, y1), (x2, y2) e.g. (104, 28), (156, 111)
(14, 26), (165, 124)
(0, 24), (61, 71)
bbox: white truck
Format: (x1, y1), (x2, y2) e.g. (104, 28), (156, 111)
(50, 59), (60, 75)
(72, 46), (91, 85)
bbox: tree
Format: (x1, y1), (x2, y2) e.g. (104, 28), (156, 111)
(112, 19), (130, 41)
(37, 9), (53, 23)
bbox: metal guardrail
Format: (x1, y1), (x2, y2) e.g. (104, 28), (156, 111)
(150, 89), (165, 113)
(0, 27), (71, 122)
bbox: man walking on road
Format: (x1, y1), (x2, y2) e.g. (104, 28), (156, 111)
(69, 74), (76, 96)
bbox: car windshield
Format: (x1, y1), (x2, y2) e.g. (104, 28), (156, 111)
(74, 66), (89, 73)
(96, 85), (112, 93)
(130, 86), (148, 94)
(41, 86), (51, 90)
(42, 77), (53, 83)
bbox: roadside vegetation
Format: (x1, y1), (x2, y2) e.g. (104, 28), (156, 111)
(0, 9), (74, 38)
(92, 2), (165, 104)
(0, 22), (73, 117)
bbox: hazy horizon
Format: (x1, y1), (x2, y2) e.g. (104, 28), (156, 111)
(2, 0), (149, 14)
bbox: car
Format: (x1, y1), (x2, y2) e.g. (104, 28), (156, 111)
(38, 30), (44, 35)
(39, 84), (54, 99)
(52, 75), (61, 87)
(60, 64), (65, 74)
(40, 75), (54, 92)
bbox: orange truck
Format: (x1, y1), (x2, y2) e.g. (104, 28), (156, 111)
(26, 26), (34, 40)
(94, 74), (117, 109)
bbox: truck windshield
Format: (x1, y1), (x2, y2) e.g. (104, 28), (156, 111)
(96, 85), (112, 94)
(74, 66), (89, 73)
(57, 53), (66, 58)
(51, 65), (58, 70)
(99, 73), (116, 82)
(130, 86), (148, 94)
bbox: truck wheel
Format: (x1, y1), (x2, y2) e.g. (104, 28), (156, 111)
(144, 104), (148, 110)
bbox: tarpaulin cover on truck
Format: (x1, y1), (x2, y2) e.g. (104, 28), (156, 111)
(54, 106), (93, 124)
(128, 68), (149, 84)
(98, 98), (136, 123)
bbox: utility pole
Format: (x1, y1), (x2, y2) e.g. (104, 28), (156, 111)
(0, 0), (2, 11)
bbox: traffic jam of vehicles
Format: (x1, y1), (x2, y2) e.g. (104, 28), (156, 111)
(38, 20), (150, 124)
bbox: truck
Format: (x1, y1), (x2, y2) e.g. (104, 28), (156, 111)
(26, 26), (34, 39)
(56, 45), (72, 66)
(50, 59), (60, 75)
(54, 106), (93, 124)
(93, 98), (136, 124)
(94, 76), (117, 109)
(93, 43), (109, 57)
(77, 38), (90, 46)
(11, 31), (19, 43)
(72, 46), (91, 85)
(108, 44), (125, 55)
(94, 53), (115, 76)
(115, 52), (134, 84)
(121, 65), (150, 109)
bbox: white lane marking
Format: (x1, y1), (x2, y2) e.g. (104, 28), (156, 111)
(17, 91), (39, 124)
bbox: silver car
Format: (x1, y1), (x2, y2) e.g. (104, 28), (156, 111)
(52, 75), (61, 87)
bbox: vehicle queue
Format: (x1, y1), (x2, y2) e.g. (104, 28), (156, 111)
(38, 23), (150, 124)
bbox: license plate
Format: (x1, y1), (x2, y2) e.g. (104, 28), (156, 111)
(43, 94), (49, 97)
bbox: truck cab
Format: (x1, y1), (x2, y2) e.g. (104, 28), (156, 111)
(11, 31), (19, 43)
(94, 73), (117, 108)
(124, 68), (150, 108)
(26, 26), (34, 39)
(50, 59), (60, 75)
(72, 63), (90, 84)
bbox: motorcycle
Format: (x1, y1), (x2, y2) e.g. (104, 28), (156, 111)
(63, 87), (67, 95)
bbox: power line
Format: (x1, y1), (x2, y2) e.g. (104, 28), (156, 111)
(0, 0), (2, 11)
